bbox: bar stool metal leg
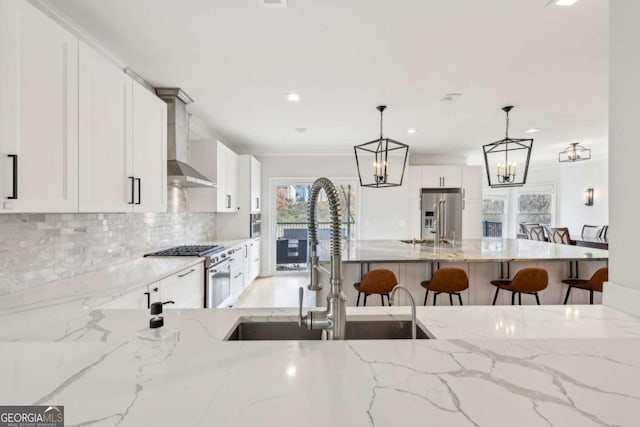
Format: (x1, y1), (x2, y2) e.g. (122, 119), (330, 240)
(535, 292), (541, 305)
(380, 294), (385, 306)
(589, 290), (594, 305)
(433, 292), (438, 306)
(511, 292), (516, 305)
(492, 288), (500, 305)
(356, 292), (361, 307)
(363, 294), (368, 306)
(563, 286), (572, 305)
(424, 290), (429, 306)
(457, 293), (463, 305)
(518, 293), (522, 305)
(449, 293), (453, 306)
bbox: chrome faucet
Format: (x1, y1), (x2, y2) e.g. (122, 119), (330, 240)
(298, 177), (346, 340)
(389, 286), (417, 339)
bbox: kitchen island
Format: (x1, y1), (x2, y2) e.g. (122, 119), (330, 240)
(318, 239), (608, 306)
(1, 305), (639, 426)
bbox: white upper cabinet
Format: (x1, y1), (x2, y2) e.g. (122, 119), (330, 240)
(407, 166), (422, 200)
(420, 166), (462, 188)
(0, 0), (79, 212)
(190, 140), (239, 213)
(462, 165), (483, 201)
(222, 142), (238, 212)
(78, 41), (133, 212)
(132, 81), (167, 213)
(250, 156), (261, 213)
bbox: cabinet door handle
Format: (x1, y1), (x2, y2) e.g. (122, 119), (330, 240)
(135, 178), (142, 205)
(177, 268), (196, 278)
(128, 177), (135, 204)
(226, 194), (231, 209)
(463, 199), (466, 210)
(256, 197), (260, 210)
(144, 291), (151, 309)
(7, 154), (18, 200)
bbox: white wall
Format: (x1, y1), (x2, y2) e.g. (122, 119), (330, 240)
(605, 0), (640, 314)
(482, 160), (608, 237)
(557, 158), (608, 235)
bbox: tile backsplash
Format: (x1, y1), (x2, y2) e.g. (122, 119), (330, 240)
(0, 212), (216, 295)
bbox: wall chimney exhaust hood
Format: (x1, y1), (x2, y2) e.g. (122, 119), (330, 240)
(155, 88), (216, 188)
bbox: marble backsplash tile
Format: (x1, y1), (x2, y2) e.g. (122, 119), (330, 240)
(0, 212), (216, 295)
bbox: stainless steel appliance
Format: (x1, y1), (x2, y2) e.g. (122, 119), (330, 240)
(421, 188), (463, 241)
(250, 213), (261, 237)
(144, 245), (233, 308)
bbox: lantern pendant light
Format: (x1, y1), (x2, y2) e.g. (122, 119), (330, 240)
(559, 142), (591, 162)
(354, 105), (409, 188)
(482, 106), (533, 188)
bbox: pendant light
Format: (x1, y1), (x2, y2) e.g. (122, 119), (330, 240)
(354, 105), (409, 188)
(559, 142), (591, 162)
(482, 106), (533, 188)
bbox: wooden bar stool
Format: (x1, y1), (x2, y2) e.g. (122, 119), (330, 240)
(562, 267), (608, 304)
(354, 269), (397, 306)
(420, 268), (469, 306)
(490, 267), (548, 305)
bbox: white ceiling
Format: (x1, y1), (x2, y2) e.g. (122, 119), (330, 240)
(46, 0), (608, 164)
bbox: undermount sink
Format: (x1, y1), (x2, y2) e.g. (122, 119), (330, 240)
(226, 320), (430, 341)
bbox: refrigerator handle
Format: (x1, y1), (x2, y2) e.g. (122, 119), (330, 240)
(442, 200), (447, 238)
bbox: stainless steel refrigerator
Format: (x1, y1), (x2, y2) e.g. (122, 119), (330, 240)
(421, 188), (463, 241)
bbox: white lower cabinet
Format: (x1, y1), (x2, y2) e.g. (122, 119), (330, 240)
(248, 238), (261, 283)
(230, 246), (246, 303)
(100, 263), (204, 310)
(160, 263), (205, 309)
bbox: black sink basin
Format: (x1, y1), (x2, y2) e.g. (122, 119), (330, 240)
(226, 320), (430, 341)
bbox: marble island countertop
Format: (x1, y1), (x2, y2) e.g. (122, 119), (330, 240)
(1, 305), (640, 426)
(324, 238), (609, 263)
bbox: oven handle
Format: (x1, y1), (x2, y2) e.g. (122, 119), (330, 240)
(208, 260), (231, 274)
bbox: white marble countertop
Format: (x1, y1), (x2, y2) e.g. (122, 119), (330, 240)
(1, 305), (639, 426)
(328, 238), (609, 263)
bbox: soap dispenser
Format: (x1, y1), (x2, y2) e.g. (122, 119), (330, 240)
(136, 301), (179, 342)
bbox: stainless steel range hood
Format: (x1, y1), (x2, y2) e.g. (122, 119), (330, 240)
(155, 88), (216, 188)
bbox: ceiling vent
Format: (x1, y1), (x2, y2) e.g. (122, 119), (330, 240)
(260, 0), (288, 8)
(442, 93), (463, 102)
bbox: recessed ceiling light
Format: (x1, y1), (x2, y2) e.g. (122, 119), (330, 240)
(442, 93), (463, 102)
(286, 93), (300, 102)
(407, 128), (418, 134)
(524, 128), (541, 133)
(294, 128), (307, 133)
(549, 0), (578, 6)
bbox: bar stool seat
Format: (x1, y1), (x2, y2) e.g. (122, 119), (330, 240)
(490, 267), (548, 305)
(420, 268), (469, 306)
(562, 267), (608, 304)
(354, 269), (397, 306)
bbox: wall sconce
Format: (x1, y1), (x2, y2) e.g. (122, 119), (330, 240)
(584, 188), (594, 206)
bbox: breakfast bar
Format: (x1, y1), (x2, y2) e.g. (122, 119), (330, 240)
(319, 238), (608, 306)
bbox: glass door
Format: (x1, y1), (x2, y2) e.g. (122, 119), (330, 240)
(273, 180), (357, 273)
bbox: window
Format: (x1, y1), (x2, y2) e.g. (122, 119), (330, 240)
(517, 193), (553, 226)
(482, 197), (506, 237)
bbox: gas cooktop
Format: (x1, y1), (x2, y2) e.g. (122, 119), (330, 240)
(144, 245), (224, 258)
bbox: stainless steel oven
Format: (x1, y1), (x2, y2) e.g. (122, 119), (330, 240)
(250, 213), (261, 237)
(206, 258), (231, 308)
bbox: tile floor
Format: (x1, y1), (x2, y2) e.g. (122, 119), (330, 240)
(233, 274), (317, 308)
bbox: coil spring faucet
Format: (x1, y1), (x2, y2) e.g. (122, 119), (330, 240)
(298, 177), (346, 340)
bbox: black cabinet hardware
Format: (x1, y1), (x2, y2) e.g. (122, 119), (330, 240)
(128, 177), (135, 204)
(135, 178), (141, 205)
(144, 291), (151, 309)
(7, 154), (17, 199)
